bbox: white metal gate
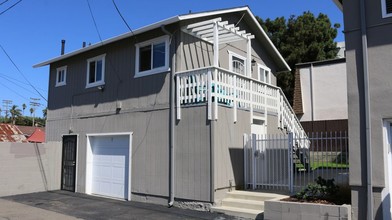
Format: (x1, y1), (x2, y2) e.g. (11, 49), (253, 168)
(244, 131), (349, 193)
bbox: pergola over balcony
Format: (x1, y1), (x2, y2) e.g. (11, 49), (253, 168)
(181, 17), (255, 77)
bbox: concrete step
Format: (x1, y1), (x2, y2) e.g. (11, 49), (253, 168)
(211, 206), (262, 220)
(226, 190), (288, 201)
(211, 191), (289, 219)
(221, 198), (264, 210)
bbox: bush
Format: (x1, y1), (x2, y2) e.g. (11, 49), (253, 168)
(295, 176), (339, 202)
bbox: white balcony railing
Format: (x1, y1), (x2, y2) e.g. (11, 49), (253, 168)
(176, 67), (308, 148)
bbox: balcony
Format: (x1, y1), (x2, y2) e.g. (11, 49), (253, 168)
(175, 66), (307, 142)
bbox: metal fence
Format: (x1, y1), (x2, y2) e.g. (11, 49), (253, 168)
(244, 131), (349, 193)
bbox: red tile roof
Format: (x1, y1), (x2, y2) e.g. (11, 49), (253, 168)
(17, 125), (46, 136)
(0, 123), (28, 143)
(27, 128), (46, 143)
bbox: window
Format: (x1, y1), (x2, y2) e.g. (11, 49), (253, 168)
(86, 54), (105, 88)
(135, 36), (169, 77)
(56, 66), (67, 87)
(382, 0), (392, 18)
(229, 51), (246, 76)
(258, 64), (271, 84)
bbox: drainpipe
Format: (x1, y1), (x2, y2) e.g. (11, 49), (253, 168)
(162, 25), (175, 207)
(359, 0), (373, 219)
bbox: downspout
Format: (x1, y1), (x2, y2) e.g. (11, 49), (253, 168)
(162, 25), (175, 207)
(359, 0), (373, 219)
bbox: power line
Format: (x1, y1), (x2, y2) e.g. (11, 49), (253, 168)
(86, 0), (103, 42)
(112, 0), (137, 43)
(0, 74), (38, 94)
(0, 80), (30, 102)
(112, 0), (132, 33)
(0, 72), (47, 92)
(0, 43), (47, 102)
(0, 0), (9, 6)
(0, 0), (22, 16)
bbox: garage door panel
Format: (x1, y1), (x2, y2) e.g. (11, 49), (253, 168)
(90, 135), (130, 200)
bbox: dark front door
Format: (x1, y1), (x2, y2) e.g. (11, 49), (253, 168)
(61, 135), (77, 191)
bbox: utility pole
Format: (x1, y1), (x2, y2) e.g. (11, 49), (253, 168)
(30, 98), (40, 127)
(2, 100), (12, 123)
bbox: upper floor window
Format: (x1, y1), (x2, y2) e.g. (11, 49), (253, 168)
(86, 54), (105, 88)
(258, 64), (271, 84)
(56, 66), (67, 87)
(382, 0), (392, 18)
(229, 51), (246, 76)
(135, 35), (169, 78)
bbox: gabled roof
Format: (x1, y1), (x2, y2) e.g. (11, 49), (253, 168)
(33, 6), (290, 72)
(0, 123), (28, 143)
(27, 128), (45, 143)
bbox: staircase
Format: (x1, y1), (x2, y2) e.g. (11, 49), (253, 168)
(211, 191), (288, 219)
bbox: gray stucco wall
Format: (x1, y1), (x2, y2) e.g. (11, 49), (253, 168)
(0, 142), (62, 197)
(343, 0), (392, 219)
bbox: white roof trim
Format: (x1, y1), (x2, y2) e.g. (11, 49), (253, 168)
(34, 6), (290, 72)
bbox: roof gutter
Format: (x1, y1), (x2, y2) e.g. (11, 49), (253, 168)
(359, 0), (373, 218)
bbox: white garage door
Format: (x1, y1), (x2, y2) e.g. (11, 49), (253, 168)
(91, 135), (130, 199)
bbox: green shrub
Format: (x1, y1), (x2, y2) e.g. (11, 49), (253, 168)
(295, 176), (339, 201)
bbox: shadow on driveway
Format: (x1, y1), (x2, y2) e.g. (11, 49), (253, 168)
(2, 191), (235, 220)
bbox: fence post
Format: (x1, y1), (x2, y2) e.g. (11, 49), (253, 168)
(243, 134), (248, 189)
(252, 133), (256, 190)
(288, 132), (294, 193)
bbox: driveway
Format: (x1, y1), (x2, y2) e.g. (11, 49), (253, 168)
(1, 191), (235, 220)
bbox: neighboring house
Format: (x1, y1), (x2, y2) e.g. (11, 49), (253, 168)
(26, 128), (45, 143)
(293, 58), (348, 133)
(34, 7), (304, 205)
(0, 123), (28, 143)
(18, 125), (46, 143)
(334, 0), (392, 219)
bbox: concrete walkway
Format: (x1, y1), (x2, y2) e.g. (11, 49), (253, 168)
(1, 191), (235, 220)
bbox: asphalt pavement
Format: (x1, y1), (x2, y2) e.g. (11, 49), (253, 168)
(1, 191), (237, 220)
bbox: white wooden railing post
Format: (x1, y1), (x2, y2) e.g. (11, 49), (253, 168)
(243, 134), (248, 189)
(233, 75), (237, 123)
(207, 70), (212, 120)
(213, 21), (219, 121)
(250, 80), (253, 124)
(214, 69), (218, 120)
(176, 75), (181, 120)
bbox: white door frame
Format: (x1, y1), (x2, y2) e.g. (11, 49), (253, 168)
(85, 132), (133, 201)
(383, 120), (392, 220)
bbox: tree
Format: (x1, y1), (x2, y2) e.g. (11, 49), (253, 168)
(10, 105), (22, 125)
(42, 107), (47, 119)
(30, 107), (35, 126)
(22, 103), (26, 115)
(257, 12), (340, 104)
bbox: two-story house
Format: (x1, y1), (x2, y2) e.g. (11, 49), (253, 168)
(34, 6), (304, 207)
(334, 0), (392, 219)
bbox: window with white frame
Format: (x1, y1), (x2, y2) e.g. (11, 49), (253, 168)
(86, 54), (105, 88)
(229, 51), (246, 76)
(382, 0), (392, 18)
(135, 36), (169, 77)
(56, 66), (67, 87)
(258, 64), (271, 84)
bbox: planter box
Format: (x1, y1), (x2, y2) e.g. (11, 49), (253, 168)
(264, 200), (351, 220)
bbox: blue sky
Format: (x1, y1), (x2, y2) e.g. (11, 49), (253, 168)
(0, 0), (343, 117)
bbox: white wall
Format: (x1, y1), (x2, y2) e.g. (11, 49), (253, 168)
(0, 142), (62, 197)
(299, 62), (347, 122)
